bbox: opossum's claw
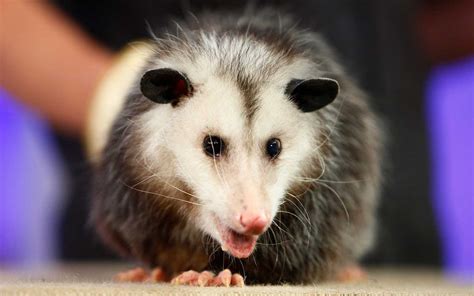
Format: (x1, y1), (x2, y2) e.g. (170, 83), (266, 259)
(171, 269), (245, 287)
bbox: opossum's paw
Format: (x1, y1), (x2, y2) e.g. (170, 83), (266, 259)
(114, 267), (148, 282)
(171, 269), (245, 287)
(335, 264), (367, 282)
(213, 270), (245, 287)
(148, 267), (167, 282)
(114, 267), (166, 283)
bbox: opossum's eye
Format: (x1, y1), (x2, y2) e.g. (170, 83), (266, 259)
(285, 78), (339, 112)
(140, 68), (191, 105)
(203, 136), (225, 158)
(266, 138), (282, 159)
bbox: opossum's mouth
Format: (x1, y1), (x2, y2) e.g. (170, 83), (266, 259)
(214, 218), (258, 258)
(220, 228), (258, 259)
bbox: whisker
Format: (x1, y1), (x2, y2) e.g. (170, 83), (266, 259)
(129, 173), (156, 188)
(238, 258), (247, 281)
(288, 193), (313, 226)
(121, 180), (203, 206)
(314, 150), (327, 181)
(296, 177), (367, 184)
(256, 240), (291, 246)
(140, 155), (200, 199)
(272, 218), (296, 241)
(268, 226), (280, 271)
(276, 209), (312, 248)
(277, 210), (312, 231)
(251, 252), (258, 267)
(293, 175), (351, 223)
(208, 243), (221, 264)
(284, 193), (311, 225)
(317, 181), (350, 223)
(163, 180), (199, 198)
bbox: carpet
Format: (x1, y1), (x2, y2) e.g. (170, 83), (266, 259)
(1, 263), (472, 295)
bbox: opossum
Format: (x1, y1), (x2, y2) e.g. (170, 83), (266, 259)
(87, 9), (383, 285)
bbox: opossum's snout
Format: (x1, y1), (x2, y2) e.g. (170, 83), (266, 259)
(238, 210), (269, 235)
(210, 201), (271, 258)
(214, 209), (270, 258)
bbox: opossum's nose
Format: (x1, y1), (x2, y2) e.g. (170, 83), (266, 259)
(239, 211), (269, 235)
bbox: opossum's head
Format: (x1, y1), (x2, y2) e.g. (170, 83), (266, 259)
(137, 45), (339, 258)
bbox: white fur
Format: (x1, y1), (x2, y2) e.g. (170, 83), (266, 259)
(138, 33), (323, 245)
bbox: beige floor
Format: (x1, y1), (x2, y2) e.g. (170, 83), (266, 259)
(1, 263), (472, 295)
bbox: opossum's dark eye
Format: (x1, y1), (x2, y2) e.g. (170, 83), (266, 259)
(140, 68), (192, 105)
(266, 138), (281, 159)
(203, 136), (225, 158)
(285, 78), (339, 112)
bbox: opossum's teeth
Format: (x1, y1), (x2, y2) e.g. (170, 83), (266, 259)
(221, 245), (228, 252)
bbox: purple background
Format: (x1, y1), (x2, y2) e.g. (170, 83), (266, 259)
(0, 88), (65, 267)
(427, 56), (474, 281)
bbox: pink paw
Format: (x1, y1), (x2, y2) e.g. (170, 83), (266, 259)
(171, 269), (245, 287)
(335, 264), (367, 282)
(114, 267), (148, 282)
(114, 267), (166, 283)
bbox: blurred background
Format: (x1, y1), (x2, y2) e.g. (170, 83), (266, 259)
(0, 0), (472, 282)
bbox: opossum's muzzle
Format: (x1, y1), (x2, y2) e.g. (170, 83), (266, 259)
(222, 228), (258, 258)
(218, 226), (258, 259)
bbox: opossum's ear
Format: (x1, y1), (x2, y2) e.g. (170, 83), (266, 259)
(140, 68), (192, 104)
(286, 78), (339, 112)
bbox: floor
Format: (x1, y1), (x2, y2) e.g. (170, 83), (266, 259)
(0, 263), (472, 295)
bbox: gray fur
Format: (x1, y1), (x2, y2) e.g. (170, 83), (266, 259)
(91, 9), (383, 284)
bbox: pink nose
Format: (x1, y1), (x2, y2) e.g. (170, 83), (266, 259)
(239, 212), (269, 235)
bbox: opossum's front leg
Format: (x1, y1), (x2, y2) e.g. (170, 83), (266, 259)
(171, 269), (244, 287)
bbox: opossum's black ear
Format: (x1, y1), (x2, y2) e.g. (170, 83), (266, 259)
(140, 68), (192, 104)
(286, 78), (339, 112)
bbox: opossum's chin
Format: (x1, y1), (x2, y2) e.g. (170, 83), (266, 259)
(213, 216), (258, 259)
